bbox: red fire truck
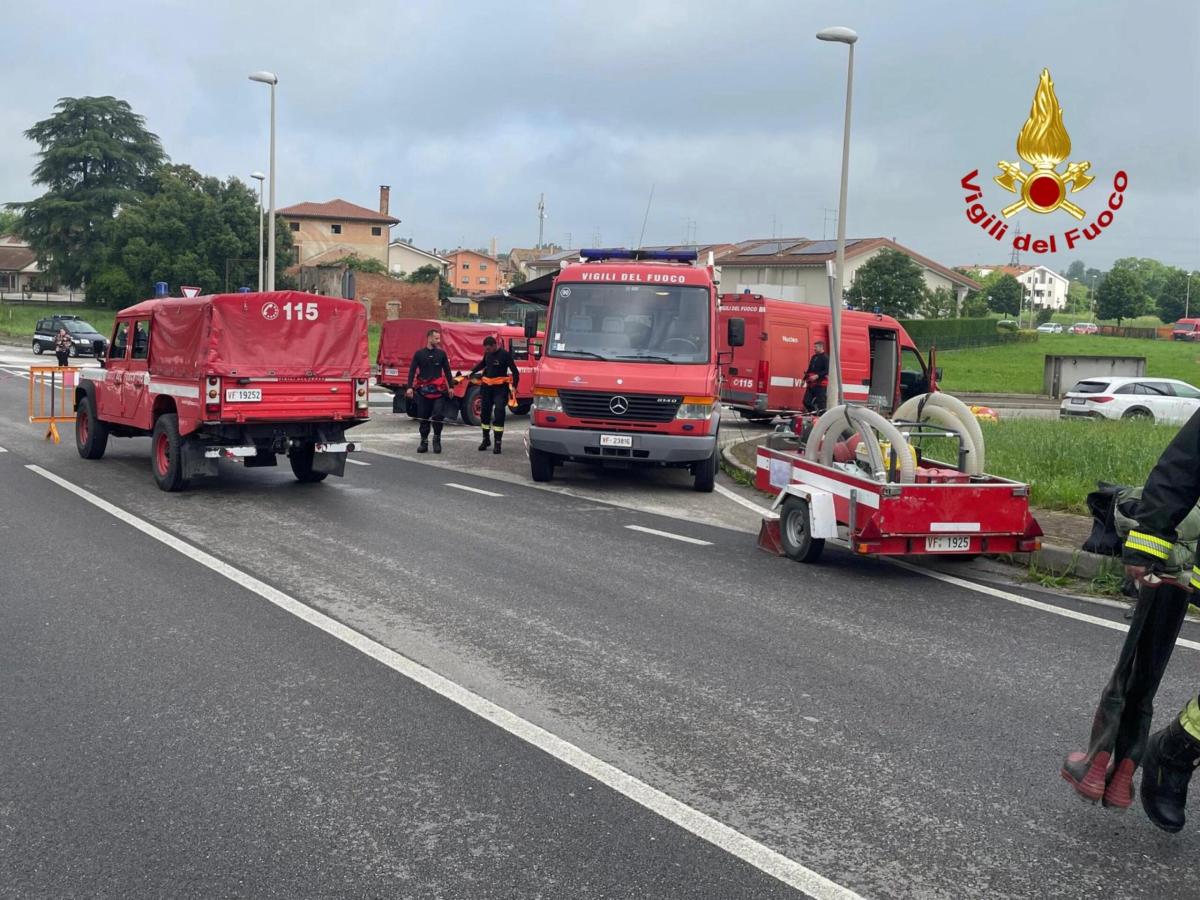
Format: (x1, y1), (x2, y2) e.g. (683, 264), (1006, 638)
(74, 291), (371, 491)
(717, 295), (935, 419)
(516, 248), (744, 492)
(376, 318), (538, 425)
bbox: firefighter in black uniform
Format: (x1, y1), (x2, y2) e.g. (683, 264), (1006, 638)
(469, 336), (520, 454)
(802, 340), (830, 414)
(405, 328), (453, 454)
(1117, 408), (1200, 832)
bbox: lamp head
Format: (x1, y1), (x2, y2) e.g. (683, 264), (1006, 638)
(250, 171), (266, 182)
(816, 27), (858, 44)
(248, 71), (278, 85)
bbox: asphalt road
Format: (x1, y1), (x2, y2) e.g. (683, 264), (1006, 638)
(2, 358), (1199, 899)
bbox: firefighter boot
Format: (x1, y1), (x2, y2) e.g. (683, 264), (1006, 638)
(493, 431), (502, 455)
(432, 437), (442, 454)
(1103, 758), (1137, 809)
(478, 427), (491, 451)
(1061, 751), (1110, 803)
(417, 439), (429, 454)
(1140, 715), (1200, 833)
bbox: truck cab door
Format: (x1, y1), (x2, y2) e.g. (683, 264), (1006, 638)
(123, 318), (152, 424)
(868, 328), (899, 411)
(99, 320), (131, 422)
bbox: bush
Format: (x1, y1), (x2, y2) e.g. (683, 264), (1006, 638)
(899, 317), (1007, 351)
(1035, 307), (1054, 325)
(86, 266), (139, 309)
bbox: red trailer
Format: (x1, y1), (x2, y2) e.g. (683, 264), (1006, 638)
(755, 430), (1042, 563)
(376, 318), (539, 425)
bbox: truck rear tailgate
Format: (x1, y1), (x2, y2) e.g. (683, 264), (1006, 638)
(221, 379), (359, 420)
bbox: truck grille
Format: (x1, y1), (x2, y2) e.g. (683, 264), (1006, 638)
(558, 389), (681, 423)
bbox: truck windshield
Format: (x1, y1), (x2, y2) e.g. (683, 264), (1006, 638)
(547, 282), (710, 363)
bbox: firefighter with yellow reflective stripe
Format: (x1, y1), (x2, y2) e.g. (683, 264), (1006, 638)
(1120, 408), (1200, 832)
(469, 336), (520, 455)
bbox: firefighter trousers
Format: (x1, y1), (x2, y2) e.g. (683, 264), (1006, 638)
(803, 384), (827, 414)
(480, 384), (510, 433)
(416, 393), (446, 439)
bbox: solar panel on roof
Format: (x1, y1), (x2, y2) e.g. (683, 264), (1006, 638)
(741, 242), (790, 256)
(789, 239), (861, 255)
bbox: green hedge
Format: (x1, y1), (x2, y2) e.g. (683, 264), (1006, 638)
(898, 317), (1006, 351)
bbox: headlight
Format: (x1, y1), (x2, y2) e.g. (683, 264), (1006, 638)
(533, 389), (562, 412)
(676, 396), (717, 420)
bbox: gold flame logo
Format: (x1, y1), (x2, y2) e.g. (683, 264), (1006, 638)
(994, 69), (1094, 219)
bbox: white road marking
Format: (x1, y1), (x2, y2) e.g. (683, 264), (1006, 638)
(0, 446), (7, 453)
(26, 463), (861, 900)
(894, 560), (1200, 652)
(345, 458), (371, 466)
(714, 482), (778, 519)
(624, 524), (713, 546)
(446, 482), (504, 497)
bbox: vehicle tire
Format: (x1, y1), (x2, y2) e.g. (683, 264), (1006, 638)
(75, 395), (109, 460)
(32, 341), (43, 355)
(151, 413), (190, 492)
(68, 343), (77, 358)
(460, 384), (482, 427)
(692, 443), (717, 493)
(1123, 407), (1154, 422)
(513, 400), (532, 416)
(780, 496), (825, 563)
(289, 441), (327, 483)
(405, 396), (418, 418)
(530, 446), (554, 482)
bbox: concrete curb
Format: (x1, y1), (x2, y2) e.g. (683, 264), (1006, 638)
(720, 435), (1117, 580)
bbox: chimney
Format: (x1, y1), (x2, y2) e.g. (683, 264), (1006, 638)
(379, 185), (390, 217)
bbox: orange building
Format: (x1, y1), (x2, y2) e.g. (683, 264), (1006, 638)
(444, 249), (503, 295)
(279, 186), (400, 267)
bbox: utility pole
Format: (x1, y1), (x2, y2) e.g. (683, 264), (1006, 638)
(537, 193), (547, 249)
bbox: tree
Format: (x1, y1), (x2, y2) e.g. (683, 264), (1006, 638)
(961, 292), (990, 318)
(1065, 260), (1086, 282)
(86, 164), (292, 307)
(11, 96), (166, 288)
(334, 253), (389, 275)
(1111, 257), (1168, 314)
(1065, 281), (1092, 314)
(1035, 306), (1054, 325)
(406, 263), (452, 301)
(1157, 269), (1194, 323)
(920, 287), (957, 319)
(986, 274), (1023, 316)
(1095, 267), (1148, 325)
(845, 249), (926, 318)
(0, 209), (21, 236)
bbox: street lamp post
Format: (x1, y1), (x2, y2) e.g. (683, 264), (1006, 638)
(249, 71), (278, 291)
(1186, 271), (1193, 319)
(250, 171), (265, 291)
(817, 25), (858, 409)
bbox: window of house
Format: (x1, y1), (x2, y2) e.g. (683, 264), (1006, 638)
(371, 227), (382, 236)
(479, 277), (487, 284)
(479, 262), (488, 270)
(290, 222), (300, 232)
(331, 224), (342, 235)
(462, 277), (470, 284)
(462, 263), (470, 270)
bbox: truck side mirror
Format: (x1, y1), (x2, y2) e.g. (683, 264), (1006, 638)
(727, 317), (745, 347)
(524, 311), (538, 338)
(935, 367), (944, 381)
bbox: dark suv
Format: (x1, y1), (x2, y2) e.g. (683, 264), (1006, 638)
(32, 316), (107, 357)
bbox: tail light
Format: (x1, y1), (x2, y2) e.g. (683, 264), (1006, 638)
(755, 359), (769, 394)
(1089, 396), (1114, 403)
(355, 378), (369, 410)
(205, 376), (221, 418)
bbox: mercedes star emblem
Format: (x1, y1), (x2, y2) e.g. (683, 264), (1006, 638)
(609, 395), (630, 415)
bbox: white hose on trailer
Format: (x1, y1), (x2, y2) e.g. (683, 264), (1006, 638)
(804, 404), (917, 483)
(893, 392), (986, 475)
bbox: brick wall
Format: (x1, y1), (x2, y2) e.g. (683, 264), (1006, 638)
(354, 272), (439, 326)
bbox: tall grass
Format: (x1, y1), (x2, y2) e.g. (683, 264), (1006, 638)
(936, 333), (1200, 393)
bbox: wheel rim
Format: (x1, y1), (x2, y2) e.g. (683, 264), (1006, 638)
(78, 408), (88, 444)
(472, 396), (482, 419)
(785, 508), (807, 547)
(154, 431), (170, 475)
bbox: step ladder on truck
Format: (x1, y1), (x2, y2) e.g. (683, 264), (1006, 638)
(755, 393), (1042, 564)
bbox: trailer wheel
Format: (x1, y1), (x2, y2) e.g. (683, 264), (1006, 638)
(530, 446), (554, 482)
(459, 384), (482, 427)
(780, 496), (825, 563)
(513, 400), (532, 416)
(151, 413), (190, 492)
(692, 443), (717, 493)
(289, 441), (328, 483)
(75, 395), (109, 460)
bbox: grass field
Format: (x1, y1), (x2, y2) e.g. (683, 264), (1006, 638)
(0, 303), (116, 344)
(914, 418), (1178, 513)
(937, 333), (1200, 393)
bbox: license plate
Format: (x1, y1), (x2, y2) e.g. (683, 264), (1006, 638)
(384, 367), (398, 376)
(925, 536), (972, 553)
(1071, 398), (1086, 405)
(600, 434), (633, 448)
(225, 388), (262, 403)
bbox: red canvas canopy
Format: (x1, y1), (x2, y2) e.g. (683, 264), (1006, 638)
(119, 291), (370, 379)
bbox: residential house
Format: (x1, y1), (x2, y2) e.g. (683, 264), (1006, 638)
(279, 185), (400, 267)
(0, 236), (45, 294)
(388, 239), (448, 279)
(962, 264), (1069, 311)
(716, 238), (980, 310)
(445, 249), (503, 295)
(506, 246), (562, 283)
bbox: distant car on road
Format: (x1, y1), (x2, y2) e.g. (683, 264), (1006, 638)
(1036, 322), (1064, 334)
(1069, 322), (1099, 334)
(32, 315), (107, 357)
(1171, 318), (1200, 341)
(1060, 376), (1200, 424)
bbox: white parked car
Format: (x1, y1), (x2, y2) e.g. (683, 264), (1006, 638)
(1060, 377), (1200, 424)
(1036, 322), (1064, 334)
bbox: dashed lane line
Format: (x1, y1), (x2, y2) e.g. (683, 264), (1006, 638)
(624, 524), (713, 546)
(25, 463), (863, 900)
(715, 481), (778, 519)
(445, 482), (504, 497)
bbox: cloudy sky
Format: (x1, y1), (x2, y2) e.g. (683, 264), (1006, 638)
(4, 1), (1197, 269)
